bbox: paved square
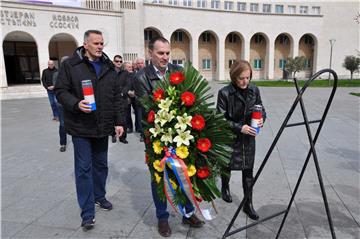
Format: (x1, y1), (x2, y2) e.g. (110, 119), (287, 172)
(2, 82), (359, 238)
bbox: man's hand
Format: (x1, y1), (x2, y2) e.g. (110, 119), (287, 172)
(258, 118), (264, 128)
(115, 126), (124, 138)
(78, 100), (92, 113)
(241, 124), (257, 137)
(47, 86), (54, 90)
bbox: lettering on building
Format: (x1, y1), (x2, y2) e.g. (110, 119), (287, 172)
(0, 10), (36, 27)
(50, 14), (79, 29)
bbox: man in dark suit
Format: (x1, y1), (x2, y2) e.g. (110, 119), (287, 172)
(134, 37), (204, 237)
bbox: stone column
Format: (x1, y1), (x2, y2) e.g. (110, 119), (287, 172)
(267, 38), (275, 80)
(217, 36), (225, 81)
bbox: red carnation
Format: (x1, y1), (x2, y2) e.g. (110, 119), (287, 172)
(181, 91), (196, 107)
(197, 166), (210, 179)
(191, 114), (205, 131)
(169, 71), (185, 85)
(197, 138), (212, 153)
(147, 110), (155, 123)
(153, 88), (165, 102)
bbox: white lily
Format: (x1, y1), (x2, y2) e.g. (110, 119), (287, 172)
(149, 123), (163, 138)
(160, 128), (174, 145)
(155, 110), (175, 127)
(158, 98), (173, 112)
(173, 129), (194, 147)
(175, 113), (192, 132)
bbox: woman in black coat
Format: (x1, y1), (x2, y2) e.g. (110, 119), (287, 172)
(216, 60), (266, 220)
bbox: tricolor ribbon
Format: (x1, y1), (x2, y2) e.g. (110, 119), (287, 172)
(160, 147), (217, 220)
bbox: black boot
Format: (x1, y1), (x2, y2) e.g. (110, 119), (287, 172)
(221, 175), (232, 203)
(242, 175), (259, 220)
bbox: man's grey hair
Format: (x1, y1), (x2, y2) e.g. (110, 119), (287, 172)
(84, 30), (102, 42)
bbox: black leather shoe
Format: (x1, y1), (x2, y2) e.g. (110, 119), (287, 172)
(111, 136), (116, 143)
(81, 218), (95, 231)
(120, 138), (129, 144)
(139, 135), (144, 142)
(59, 145), (66, 152)
(221, 175), (232, 203)
(158, 220), (171, 237)
(127, 128), (133, 133)
(182, 214), (205, 228)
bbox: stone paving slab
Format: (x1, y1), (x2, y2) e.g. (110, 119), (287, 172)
(1, 83), (359, 238)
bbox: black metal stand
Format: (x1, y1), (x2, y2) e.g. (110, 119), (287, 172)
(222, 69), (338, 239)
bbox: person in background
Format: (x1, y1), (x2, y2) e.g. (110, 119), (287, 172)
(55, 30), (126, 231)
(113, 55), (123, 72)
(216, 60), (266, 221)
(52, 56), (69, 152)
(41, 60), (59, 121)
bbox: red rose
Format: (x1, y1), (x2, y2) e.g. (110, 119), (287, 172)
(169, 71), (185, 85)
(153, 88), (164, 102)
(191, 114), (205, 131)
(197, 166), (210, 179)
(147, 110), (155, 123)
(181, 91), (196, 107)
(197, 138), (212, 152)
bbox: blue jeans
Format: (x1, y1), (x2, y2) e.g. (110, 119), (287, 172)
(47, 90), (59, 118)
(58, 104), (66, 145)
(72, 136), (109, 220)
(151, 180), (194, 221)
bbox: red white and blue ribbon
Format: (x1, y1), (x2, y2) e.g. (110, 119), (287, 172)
(160, 147), (217, 220)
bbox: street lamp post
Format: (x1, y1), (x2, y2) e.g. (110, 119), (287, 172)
(328, 39), (336, 84)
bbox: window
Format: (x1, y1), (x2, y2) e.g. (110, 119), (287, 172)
(288, 5), (296, 14)
(152, 0), (163, 3)
(263, 4), (271, 13)
(275, 4), (283, 14)
(202, 59), (211, 70)
(254, 59), (262, 69)
(224, 1), (233, 10)
(228, 33), (238, 43)
(174, 31), (183, 42)
(172, 59), (183, 66)
(169, 0), (178, 5)
(237, 2), (246, 11)
(144, 30), (153, 41)
(202, 32), (211, 42)
(183, 0), (191, 6)
(304, 59), (311, 68)
(279, 59), (286, 69)
(254, 34), (263, 44)
(279, 35), (289, 45)
(304, 35), (313, 45)
(229, 59), (236, 68)
(197, 0), (206, 8)
(250, 3), (258, 12)
(300, 6), (308, 14)
(312, 6), (320, 14)
(211, 0), (220, 9)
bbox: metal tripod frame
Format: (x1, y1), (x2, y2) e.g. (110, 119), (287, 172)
(222, 69), (338, 239)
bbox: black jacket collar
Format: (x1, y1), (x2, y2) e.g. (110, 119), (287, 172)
(68, 46), (114, 70)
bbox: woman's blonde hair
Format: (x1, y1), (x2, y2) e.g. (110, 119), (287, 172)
(229, 60), (252, 84)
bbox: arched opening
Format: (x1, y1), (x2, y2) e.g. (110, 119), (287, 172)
(144, 27), (163, 65)
(274, 33), (293, 79)
(49, 33), (77, 68)
(225, 32), (243, 80)
(198, 31), (218, 81)
(250, 33), (267, 79)
(170, 29), (191, 67)
(3, 31), (40, 85)
(299, 34), (316, 78)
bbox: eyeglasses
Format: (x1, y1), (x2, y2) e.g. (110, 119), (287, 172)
(114, 60), (122, 63)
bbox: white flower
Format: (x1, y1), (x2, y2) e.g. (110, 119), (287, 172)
(158, 98), (173, 112)
(149, 124), (163, 138)
(173, 129), (194, 147)
(160, 128), (174, 145)
(155, 109), (175, 127)
(175, 113), (192, 132)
